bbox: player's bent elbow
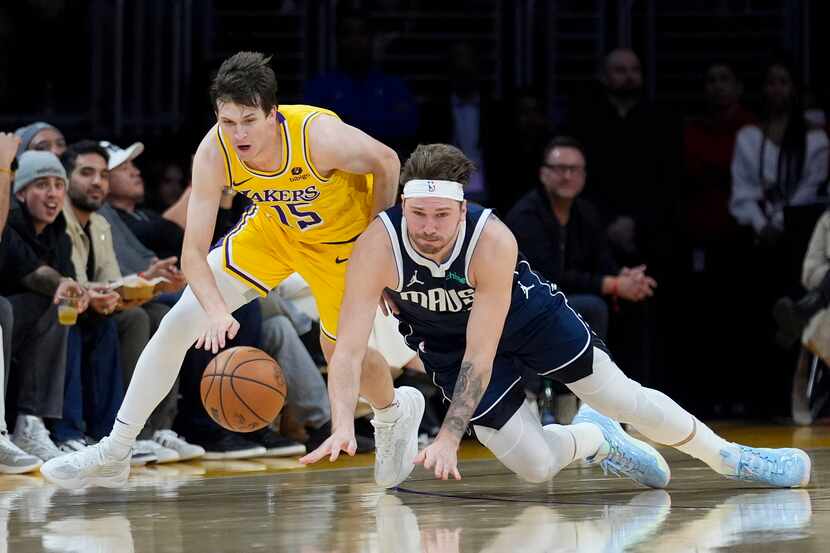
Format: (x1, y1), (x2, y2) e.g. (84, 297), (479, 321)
(378, 145), (400, 173)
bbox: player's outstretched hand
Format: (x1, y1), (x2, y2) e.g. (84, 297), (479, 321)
(414, 437), (462, 481)
(299, 426), (357, 464)
(195, 312), (240, 354)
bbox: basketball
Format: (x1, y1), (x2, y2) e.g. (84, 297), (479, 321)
(200, 346), (287, 432)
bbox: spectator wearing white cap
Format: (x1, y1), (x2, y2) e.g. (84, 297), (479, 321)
(99, 140), (187, 277)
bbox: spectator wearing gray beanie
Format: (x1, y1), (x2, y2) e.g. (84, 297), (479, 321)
(13, 150), (67, 196)
(14, 122), (66, 158)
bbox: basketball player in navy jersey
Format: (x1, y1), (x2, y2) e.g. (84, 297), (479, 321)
(301, 143), (811, 490)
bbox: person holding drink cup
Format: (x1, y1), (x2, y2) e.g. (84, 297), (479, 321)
(1, 149), (93, 462)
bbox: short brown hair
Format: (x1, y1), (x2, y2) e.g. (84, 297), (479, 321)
(210, 51), (278, 114)
(400, 144), (476, 187)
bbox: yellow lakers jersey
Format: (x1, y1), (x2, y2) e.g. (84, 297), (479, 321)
(215, 104), (374, 244)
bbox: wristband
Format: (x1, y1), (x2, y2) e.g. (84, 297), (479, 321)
(0, 166), (11, 174)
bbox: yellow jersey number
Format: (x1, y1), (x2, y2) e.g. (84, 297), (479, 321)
(271, 203), (323, 231)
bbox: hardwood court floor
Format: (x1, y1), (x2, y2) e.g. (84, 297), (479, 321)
(3, 423), (830, 552)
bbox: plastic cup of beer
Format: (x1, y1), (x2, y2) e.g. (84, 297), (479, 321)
(57, 295), (79, 326)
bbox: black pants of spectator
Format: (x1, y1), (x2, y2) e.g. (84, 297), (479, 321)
(6, 293), (69, 419)
(173, 300), (262, 442)
(0, 297), (11, 388)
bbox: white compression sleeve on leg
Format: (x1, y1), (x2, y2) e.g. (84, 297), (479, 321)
(474, 401), (602, 483)
(567, 347), (734, 474)
(107, 249), (254, 457)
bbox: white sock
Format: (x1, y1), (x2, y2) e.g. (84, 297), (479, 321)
(673, 419), (735, 476)
(372, 391), (402, 423)
(104, 420), (140, 460)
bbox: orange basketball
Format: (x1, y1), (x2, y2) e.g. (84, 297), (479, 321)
(200, 346), (287, 432)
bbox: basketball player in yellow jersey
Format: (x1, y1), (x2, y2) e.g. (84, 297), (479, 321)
(41, 51), (426, 489)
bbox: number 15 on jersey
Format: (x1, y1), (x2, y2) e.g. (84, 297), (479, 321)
(272, 203), (323, 231)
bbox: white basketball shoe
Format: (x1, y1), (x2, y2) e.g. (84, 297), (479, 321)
(40, 438), (131, 489)
(372, 386), (425, 488)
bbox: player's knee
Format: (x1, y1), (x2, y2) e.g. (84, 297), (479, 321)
(518, 465), (553, 484)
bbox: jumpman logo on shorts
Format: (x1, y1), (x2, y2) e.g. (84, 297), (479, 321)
(519, 281), (535, 299)
(407, 270), (424, 287)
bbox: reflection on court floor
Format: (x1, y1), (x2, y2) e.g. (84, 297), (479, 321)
(1, 424), (828, 552)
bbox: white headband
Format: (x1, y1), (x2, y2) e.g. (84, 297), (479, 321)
(402, 179), (464, 202)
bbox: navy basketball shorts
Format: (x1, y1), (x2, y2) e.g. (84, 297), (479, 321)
(421, 301), (609, 430)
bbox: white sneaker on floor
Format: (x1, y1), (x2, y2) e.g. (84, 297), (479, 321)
(130, 443), (158, 466)
(153, 430), (205, 461)
(136, 440), (179, 464)
(57, 439), (88, 454)
(40, 438), (130, 489)
(372, 386), (425, 489)
(0, 432), (42, 474)
(12, 415), (63, 461)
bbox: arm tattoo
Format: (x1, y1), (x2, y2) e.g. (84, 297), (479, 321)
(442, 361), (485, 440)
(21, 265), (62, 297)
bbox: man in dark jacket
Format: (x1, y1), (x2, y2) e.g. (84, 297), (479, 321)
(506, 137), (656, 340)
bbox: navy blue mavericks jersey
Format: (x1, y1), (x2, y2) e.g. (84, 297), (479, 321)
(378, 204), (582, 362)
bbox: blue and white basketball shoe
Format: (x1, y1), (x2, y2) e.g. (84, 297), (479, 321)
(720, 444), (811, 488)
(572, 404), (671, 489)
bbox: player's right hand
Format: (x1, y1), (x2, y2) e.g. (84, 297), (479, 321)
(298, 426), (357, 464)
(195, 312), (240, 354)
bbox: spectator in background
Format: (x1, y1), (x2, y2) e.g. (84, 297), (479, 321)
(14, 121), (66, 158)
(99, 141), (187, 261)
(146, 161), (187, 212)
(101, 142), (190, 260)
(774, 208), (830, 356)
(304, 8), (419, 156)
(682, 62), (756, 251)
(2, 151), (96, 463)
(62, 142), (144, 371)
(0, 132), (43, 473)
(419, 42), (495, 204)
(674, 62), (756, 417)
(728, 56), (829, 417)
(730, 57), (829, 274)
(506, 137), (656, 341)
(566, 48), (681, 273)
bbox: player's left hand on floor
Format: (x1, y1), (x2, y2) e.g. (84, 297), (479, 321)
(414, 439), (461, 480)
(299, 428), (357, 465)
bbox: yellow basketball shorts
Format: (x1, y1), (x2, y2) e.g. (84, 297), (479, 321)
(220, 205), (362, 341)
